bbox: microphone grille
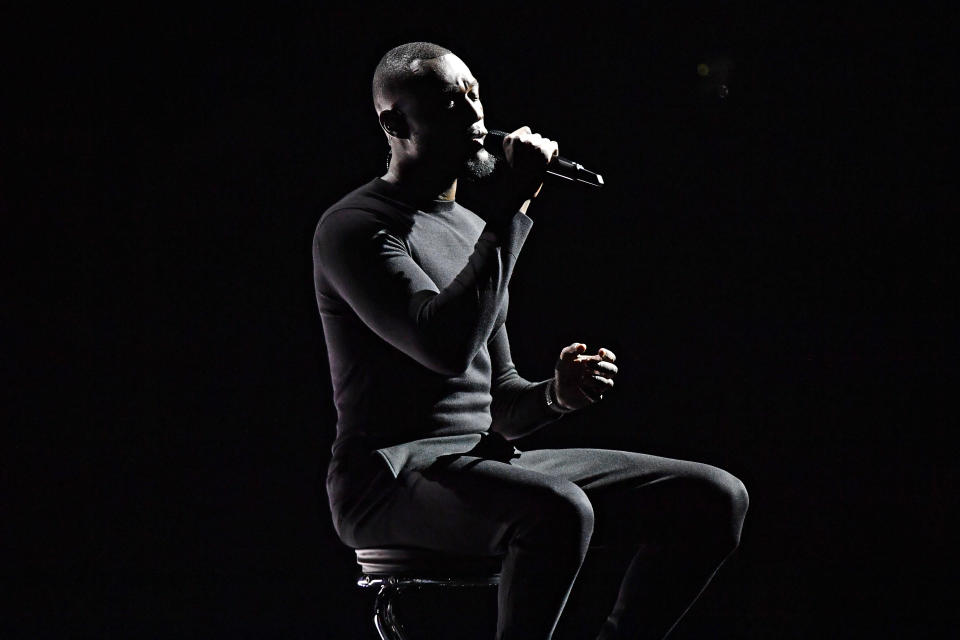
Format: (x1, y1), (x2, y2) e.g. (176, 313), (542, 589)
(482, 129), (508, 158)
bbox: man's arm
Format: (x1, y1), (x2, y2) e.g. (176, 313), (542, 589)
(314, 208), (532, 376)
(488, 324), (567, 440)
(488, 326), (621, 439)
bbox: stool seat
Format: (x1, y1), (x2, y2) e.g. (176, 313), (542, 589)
(354, 547), (504, 639)
(356, 547), (504, 578)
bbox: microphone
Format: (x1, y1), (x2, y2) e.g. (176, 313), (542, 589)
(483, 129), (604, 187)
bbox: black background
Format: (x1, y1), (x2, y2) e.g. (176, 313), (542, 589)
(4, 2), (955, 638)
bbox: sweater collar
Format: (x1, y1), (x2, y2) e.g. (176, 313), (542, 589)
(370, 178), (458, 213)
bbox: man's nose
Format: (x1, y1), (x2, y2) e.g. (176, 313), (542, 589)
(467, 97), (483, 123)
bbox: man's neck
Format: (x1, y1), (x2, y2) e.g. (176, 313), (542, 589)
(381, 162), (457, 204)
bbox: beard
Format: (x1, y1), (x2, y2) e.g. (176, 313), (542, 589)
(460, 148), (498, 183)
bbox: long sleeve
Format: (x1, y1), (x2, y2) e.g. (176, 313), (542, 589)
(314, 207), (533, 376)
(488, 324), (563, 439)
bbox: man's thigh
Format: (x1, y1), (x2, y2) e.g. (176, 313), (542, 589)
(337, 452), (583, 554)
(512, 448), (723, 491)
(512, 448), (740, 545)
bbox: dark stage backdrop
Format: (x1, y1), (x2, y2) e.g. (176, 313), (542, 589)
(5, 3), (954, 638)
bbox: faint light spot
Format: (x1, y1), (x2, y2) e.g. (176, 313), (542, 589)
(697, 63), (710, 77)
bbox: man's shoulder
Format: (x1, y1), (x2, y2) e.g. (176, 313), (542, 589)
(319, 178), (381, 221)
(316, 178), (414, 236)
(314, 179), (419, 258)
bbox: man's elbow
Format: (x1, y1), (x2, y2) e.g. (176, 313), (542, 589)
(416, 346), (475, 377)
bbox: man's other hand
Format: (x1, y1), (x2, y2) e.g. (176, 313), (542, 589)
(554, 343), (618, 410)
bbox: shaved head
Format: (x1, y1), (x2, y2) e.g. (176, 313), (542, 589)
(372, 41), (452, 112)
(371, 42), (493, 190)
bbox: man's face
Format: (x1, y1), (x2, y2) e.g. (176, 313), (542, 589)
(396, 53), (494, 179)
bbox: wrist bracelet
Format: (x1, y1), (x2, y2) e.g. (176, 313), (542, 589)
(545, 379), (575, 414)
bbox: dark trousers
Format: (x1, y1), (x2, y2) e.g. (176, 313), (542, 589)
(327, 437), (749, 640)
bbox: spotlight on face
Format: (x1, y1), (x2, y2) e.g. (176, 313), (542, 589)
(397, 53), (494, 179)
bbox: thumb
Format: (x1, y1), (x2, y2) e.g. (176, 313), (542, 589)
(559, 342), (587, 361)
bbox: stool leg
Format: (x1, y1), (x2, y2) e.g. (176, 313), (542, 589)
(373, 584), (409, 640)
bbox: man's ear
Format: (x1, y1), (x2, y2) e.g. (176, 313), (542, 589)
(379, 109), (409, 139)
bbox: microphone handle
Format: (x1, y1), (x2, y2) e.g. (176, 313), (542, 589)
(486, 129), (604, 187)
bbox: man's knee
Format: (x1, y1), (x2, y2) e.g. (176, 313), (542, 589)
(696, 467), (749, 552)
(523, 480), (594, 553)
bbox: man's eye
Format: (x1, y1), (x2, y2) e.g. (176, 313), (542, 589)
(445, 99), (457, 109)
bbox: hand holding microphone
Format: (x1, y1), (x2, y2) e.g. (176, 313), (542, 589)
(498, 126), (559, 202)
(484, 127), (604, 189)
(472, 125), (604, 222)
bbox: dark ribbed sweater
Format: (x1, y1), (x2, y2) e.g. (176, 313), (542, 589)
(312, 178), (562, 476)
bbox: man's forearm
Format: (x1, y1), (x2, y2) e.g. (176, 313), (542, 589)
(490, 377), (565, 440)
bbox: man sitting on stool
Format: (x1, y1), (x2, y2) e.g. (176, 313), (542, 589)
(312, 41), (749, 640)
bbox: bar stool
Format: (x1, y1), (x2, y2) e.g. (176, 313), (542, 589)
(355, 547), (504, 640)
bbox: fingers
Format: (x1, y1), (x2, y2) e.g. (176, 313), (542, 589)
(506, 126), (559, 165)
(577, 346), (618, 403)
(503, 126), (531, 150)
(560, 344), (618, 373)
(579, 372), (614, 403)
(520, 133), (557, 164)
(558, 343), (618, 406)
(533, 135), (558, 163)
(581, 365), (616, 388)
(587, 360), (618, 378)
(559, 342), (587, 361)
(578, 375), (612, 402)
